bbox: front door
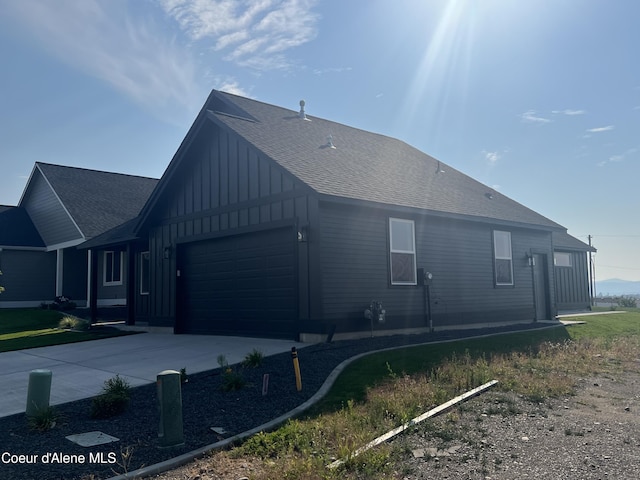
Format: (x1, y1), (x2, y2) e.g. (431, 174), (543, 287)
(532, 253), (550, 321)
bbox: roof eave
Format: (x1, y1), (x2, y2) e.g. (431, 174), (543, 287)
(317, 194), (565, 232)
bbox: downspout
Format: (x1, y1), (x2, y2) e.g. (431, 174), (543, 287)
(528, 251), (537, 322)
(126, 244), (135, 325)
(55, 248), (64, 297)
(90, 249), (98, 323)
(86, 250), (92, 308)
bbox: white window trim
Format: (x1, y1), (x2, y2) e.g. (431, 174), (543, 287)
(389, 218), (417, 286)
(103, 250), (123, 286)
(554, 252), (572, 267)
(140, 251), (150, 295)
(493, 230), (514, 286)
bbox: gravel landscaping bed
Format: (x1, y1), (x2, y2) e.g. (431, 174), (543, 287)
(0, 323), (556, 480)
(394, 369), (640, 479)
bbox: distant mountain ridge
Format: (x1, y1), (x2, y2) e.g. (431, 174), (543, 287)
(596, 279), (640, 296)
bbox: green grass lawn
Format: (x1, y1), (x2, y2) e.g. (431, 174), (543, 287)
(0, 308), (135, 352)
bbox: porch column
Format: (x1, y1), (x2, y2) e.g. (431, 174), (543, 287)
(55, 249), (64, 297)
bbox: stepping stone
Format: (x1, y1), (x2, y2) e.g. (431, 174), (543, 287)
(66, 431), (119, 447)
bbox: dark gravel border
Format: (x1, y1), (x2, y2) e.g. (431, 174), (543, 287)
(0, 322), (559, 480)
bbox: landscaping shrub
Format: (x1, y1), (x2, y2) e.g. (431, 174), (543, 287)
(217, 353), (246, 391)
(27, 406), (59, 432)
(617, 296), (638, 308)
(58, 316), (89, 330)
(90, 375), (131, 419)
(243, 348), (265, 368)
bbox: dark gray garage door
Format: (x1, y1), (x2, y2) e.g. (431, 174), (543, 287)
(177, 228), (297, 338)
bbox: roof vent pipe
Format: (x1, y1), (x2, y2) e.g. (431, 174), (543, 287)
(299, 100), (307, 120)
(327, 134), (336, 149)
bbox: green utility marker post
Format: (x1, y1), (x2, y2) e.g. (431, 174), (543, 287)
(26, 369), (52, 416)
(157, 370), (184, 448)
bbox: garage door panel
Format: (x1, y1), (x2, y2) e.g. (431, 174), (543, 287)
(178, 228), (296, 338)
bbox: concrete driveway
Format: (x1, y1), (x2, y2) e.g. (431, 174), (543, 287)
(1, 333), (303, 418)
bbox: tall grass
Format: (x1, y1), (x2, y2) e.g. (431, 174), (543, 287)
(229, 313), (640, 479)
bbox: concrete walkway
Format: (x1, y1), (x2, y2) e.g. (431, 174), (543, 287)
(1, 333), (303, 419)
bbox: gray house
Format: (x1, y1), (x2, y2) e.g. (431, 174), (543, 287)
(0, 163), (157, 308)
(82, 90), (593, 341)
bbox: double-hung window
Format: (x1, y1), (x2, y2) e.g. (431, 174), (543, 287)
(493, 231), (513, 286)
(104, 251), (123, 286)
(389, 218), (417, 285)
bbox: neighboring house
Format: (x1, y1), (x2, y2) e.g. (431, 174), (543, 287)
(0, 205), (55, 307)
(82, 90), (592, 341)
(0, 163), (158, 308)
(553, 231), (596, 312)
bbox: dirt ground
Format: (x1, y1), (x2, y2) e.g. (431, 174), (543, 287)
(149, 366), (640, 480)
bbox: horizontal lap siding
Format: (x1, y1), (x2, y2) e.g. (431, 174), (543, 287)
(318, 202), (554, 332)
(147, 124), (310, 327)
(0, 250), (56, 302)
(22, 172), (82, 245)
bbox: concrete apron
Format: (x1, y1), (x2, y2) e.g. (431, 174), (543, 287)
(1, 333), (303, 419)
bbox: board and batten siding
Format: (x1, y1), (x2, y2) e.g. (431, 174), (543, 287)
(318, 202), (555, 333)
(145, 122), (314, 327)
(555, 250), (590, 310)
(21, 170), (82, 247)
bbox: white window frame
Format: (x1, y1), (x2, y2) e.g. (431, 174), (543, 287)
(103, 250), (123, 286)
(493, 230), (514, 286)
(140, 251), (150, 295)
(389, 218), (417, 285)
(554, 252), (572, 267)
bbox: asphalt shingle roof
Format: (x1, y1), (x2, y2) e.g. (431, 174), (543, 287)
(553, 231), (596, 252)
(35, 163), (159, 239)
(207, 91), (564, 230)
(0, 206), (45, 247)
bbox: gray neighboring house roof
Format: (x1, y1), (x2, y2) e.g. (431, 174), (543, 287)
(553, 231), (596, 252)
(0, 206), (45, 248)
(199, 91), (564, 230)
(31, 163), (159, 240)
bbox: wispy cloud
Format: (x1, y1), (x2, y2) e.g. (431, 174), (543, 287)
(3, 0), (204, 121)
(597, 147), (638, 167)
(212, 77), (251, 97)
(313, 66), (353, 75)
(483, 150), (501, 166)
(160, 0), (321, 71)
(587, 125), (615, 133)
(520, 110), (551, 124)
(552, 109), (586, 116)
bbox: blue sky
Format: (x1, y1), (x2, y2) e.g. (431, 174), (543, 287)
(0, 0), (638, 283)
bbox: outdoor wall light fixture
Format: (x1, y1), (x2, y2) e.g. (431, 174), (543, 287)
(526, 253), (535, 266)
(163, 246), (172, 260)
(297, 227), (308, 243)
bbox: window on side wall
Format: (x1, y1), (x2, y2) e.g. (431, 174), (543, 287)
(140, 251), (150, 295)
(389, 218), (417, 285)
(104, 251), (123, 286)
(554, 252), (572, 267)
(493, 230), (513, 286)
